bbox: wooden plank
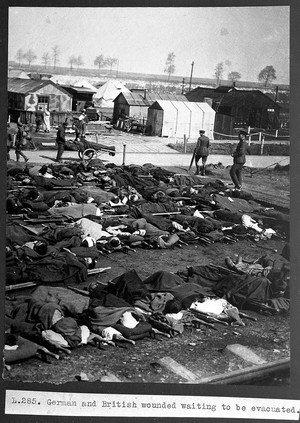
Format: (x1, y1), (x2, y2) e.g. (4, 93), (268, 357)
(6, 282), (37, 292)
(87, 267), (111, 275)
(224, 344), (267, 365)
(197, 358), (290, 385)
(100, 372), (122, 382)
(157, 356), (198, 382)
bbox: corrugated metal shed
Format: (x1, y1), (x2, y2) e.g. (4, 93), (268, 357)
(113, 91), (188, 123)
(116, 92), (188, 106)
(61, 85), (97, 95)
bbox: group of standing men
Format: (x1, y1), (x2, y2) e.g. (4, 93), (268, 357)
(7, 106), (88, 164)
(35, 107), (51, 133)
(7, 107), (52, 162)
(192, 128), (250, 190)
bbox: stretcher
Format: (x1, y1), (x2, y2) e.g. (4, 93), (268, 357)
(73, 137), (116, 161)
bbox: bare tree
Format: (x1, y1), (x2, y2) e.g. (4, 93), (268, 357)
(69, 55), (77, 71)
(258, 65), (277, 86)
(52, 45), (60, 70)
(106, 57), (118, 74)
(15, 48), (24, 66)
(214, 62), (224, 86)
(228, 71), (242, 84)
(94, 54), (106, 73)
(76, 56), (84, 69)
(23, 49), (37, 67)
(42, 52), (51, 68)
(164, 52), (176, 81)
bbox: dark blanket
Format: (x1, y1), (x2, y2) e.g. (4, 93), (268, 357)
(52, 317), (82, 348)
(89, 306), (136, 333)
(177, 265), (228, 288)
(9, 298), (62, 336)
(4, 334), (38, 363)
(105, 269), (151, 305)
(213, 274), (272, 309)
(113, 322), (152, 340)
(20, 250), (88, 285)
(143, 271), (185, 292)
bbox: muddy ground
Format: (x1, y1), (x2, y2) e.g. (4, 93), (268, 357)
(3, 166), (290, 386)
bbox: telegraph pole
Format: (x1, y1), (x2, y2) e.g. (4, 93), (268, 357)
(189, 61), (194, 91)
(181, 78), (185, 94)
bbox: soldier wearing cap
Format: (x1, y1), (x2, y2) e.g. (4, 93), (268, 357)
(55, 121), (68, 163)
(194, 129), (210, 175)
(230, 129), (251, 190)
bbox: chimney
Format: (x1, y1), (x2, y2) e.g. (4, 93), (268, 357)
(204, 97), (213, 107)
(143, 89), (147, 100)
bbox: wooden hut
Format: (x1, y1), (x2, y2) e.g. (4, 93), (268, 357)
(8, 78), (73, 123)
(60, 85), (97, 112)
(186, 86), (281, 136)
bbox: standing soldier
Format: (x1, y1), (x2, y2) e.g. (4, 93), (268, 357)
(78, 109), (88, 137)
(35, 107), (45, 132)
(230, 130), (251, 190)
(194, 129), (210, 175)
(55, 121), (68, 163)
(24, 118), (37, 150)
(15, 122), (28, 162)
(7, 123), (14, 160)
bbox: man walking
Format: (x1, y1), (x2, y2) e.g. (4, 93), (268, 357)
(7, 122), (14, 160)
(24, 118), (37, 150)
(194, 129), (210, 175)
(35, 107), (45, 132)
(230, 129), (251, 190)
(55, 121), (68, 162)
(78, 109), (88, 137)
(15, 122), (28, 162)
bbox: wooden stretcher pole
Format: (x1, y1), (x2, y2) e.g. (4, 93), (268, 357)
(188, 149), (196, 172)
(122, 144), (126, 166)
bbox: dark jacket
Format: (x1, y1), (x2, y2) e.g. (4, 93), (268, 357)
(15, 127), (24, 149)
(195, 135), (210, 156)
(7, 128), (14, 147)
(35, 109), (44, 124)
(56, 125), (66, 143)
(233, 141), (251, 164)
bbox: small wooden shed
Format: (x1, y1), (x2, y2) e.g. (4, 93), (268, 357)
(60, 85), (97, 112)
(113, 92), (187, 124)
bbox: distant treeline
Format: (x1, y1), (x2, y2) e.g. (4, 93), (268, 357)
(8, 61), (290, 91)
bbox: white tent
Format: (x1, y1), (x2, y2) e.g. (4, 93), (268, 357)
(147, 100), (215, 140)
(93, 79), (130, 108)
(8, 69), (30, 79)
(73, 78), (97, 91)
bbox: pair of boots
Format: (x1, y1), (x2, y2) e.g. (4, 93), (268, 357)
(195, 166), (206, 176)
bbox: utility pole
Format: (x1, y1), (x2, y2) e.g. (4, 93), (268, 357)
(116, 59), (119, 78)
(189, 61), (194, 91)
(181, 78), (185, 94)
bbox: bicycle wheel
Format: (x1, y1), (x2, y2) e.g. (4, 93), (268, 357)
(81, 148), (96, 160)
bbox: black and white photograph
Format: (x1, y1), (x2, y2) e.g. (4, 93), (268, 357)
(2, 1), (299, 420)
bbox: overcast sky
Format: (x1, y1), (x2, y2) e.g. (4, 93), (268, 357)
(8, 6), (290, 84)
